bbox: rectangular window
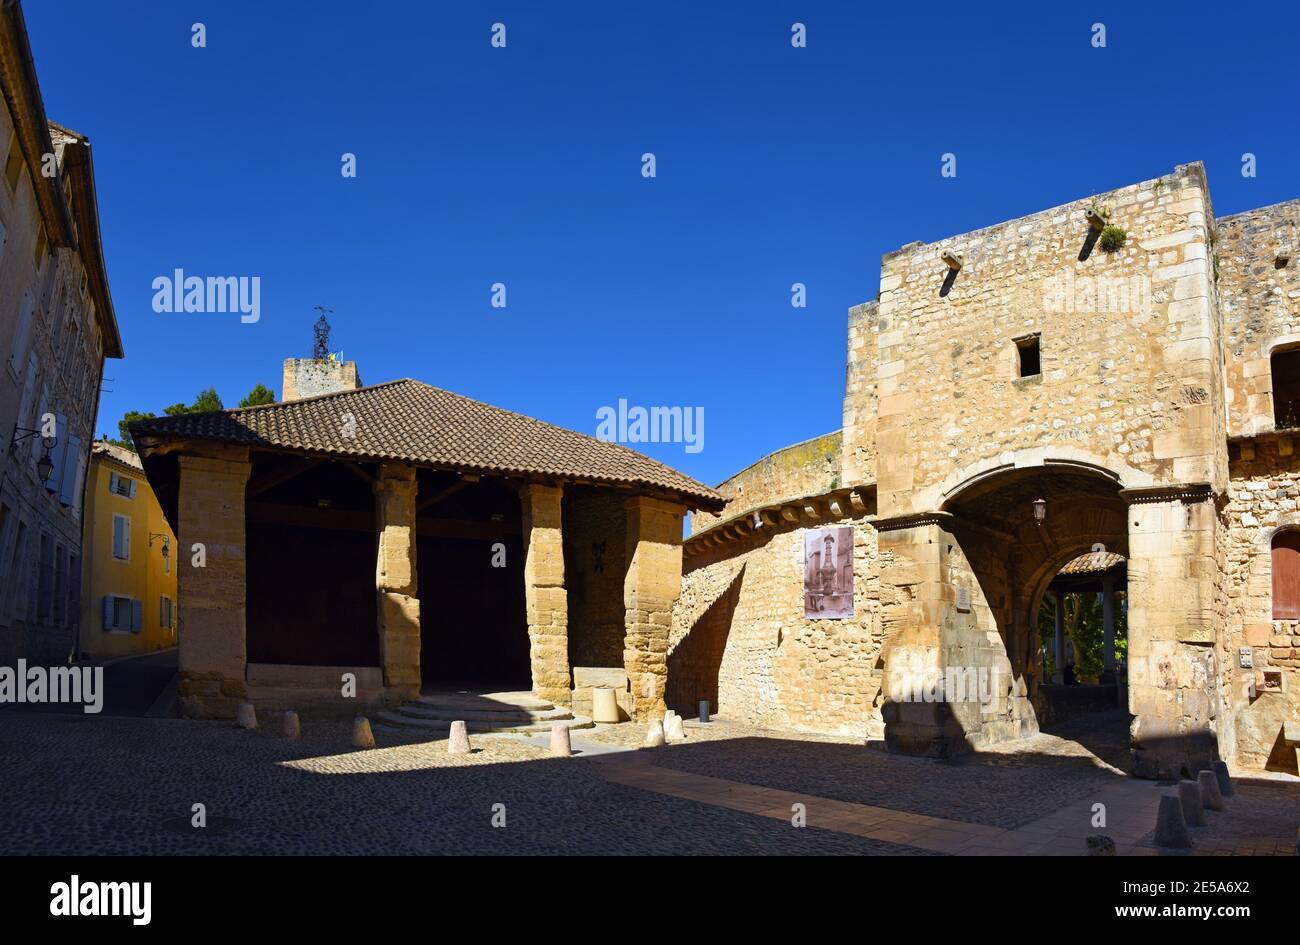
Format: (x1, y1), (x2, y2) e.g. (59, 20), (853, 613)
(1271, 348), (1300, 430)
(3, 522), (26, 620)
(1016, 335), (1041, 378)
(112, 514), (130, 561)
(7, 290), (34, 377)
(101, 595), (140, 632)
(109, 471), (137, 499)
(4, 130), (22, 190)
(160, 596), (173, 629)
(52, 545), (65, 625)
(36, 534), (53, 622)
(1272, 532), (1300, 619)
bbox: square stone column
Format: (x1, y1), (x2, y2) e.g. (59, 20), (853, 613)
(375, 463), (420, 700)
(176, 450), (251, 718)
(521, 483), (570, 705)
(1124, 487), (1221, 779)
(622, 495), (686, 721)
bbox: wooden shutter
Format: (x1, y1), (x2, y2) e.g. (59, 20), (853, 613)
(102, 595), (114, 630)
(130, 599), (142, 632)
(1271, 531), (1300, 619)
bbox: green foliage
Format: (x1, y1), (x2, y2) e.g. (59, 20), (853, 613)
(1099, 224), (1128, 253)
(238, 383), (276, 408)
(1038, 590), (1127, 683)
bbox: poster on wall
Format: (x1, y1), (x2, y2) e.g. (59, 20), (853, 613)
(804, 527), (854, 619)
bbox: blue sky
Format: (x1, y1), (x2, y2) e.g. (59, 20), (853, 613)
(26, 1), (1300, 489)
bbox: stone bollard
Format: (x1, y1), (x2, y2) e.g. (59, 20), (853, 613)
(1213, 760), (1234, 797)
(236, 702), (257, 731)
(1178, 779), (1206, 826)
(352, 716), (375, 749)
(550, 725), (572, 758)
(1086, 835), (1115, 856)
(448, 720), (471, 755)
(1154, 794), (1192, 849)
(665, 713), (685, 741)
(1197, 770), (1224, 811)
(644, 720), (665, 748)
(282, 710), (300, 738)
(699, 700), (711, 723)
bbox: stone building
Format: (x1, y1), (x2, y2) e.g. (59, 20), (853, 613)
(677, 162), (1300, 779)
(0, 3), (123, 665)
(131, 364), (723, 721)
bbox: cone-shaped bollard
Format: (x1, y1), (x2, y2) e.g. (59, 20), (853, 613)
(550, 725), (572, 757)
(1197, 770), (1224, 811)
(1213, 760), (1233, 797)
(1154, 794), (1192, 849)
(644, 720), (665, 747)
(1178, 780), (1206, 826)
(448, 720), (471, 755)
(699, 700), (711, 723)
(665, 713), (685, 741)
(1086, 835), (1115, 856)
(236, 702), (257, 730)
(352, 715), (375, 749)
(282, 710), (300, 738)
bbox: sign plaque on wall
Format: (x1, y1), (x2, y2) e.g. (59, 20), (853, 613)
(804, 527), (854, 619)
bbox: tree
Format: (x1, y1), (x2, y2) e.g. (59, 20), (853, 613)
(239, 383), (275, 408)
(109, 387), (225, 451)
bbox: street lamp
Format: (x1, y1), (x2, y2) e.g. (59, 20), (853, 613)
(1032, 497), (1047, 524)
(9, 425), (58, 483)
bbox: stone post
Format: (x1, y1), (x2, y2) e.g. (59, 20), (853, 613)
(622, 496), (685, 722)
(176, 449), (251, 718)
(521, 483), (570, 705)
(1102, 575), (1116, 673)
(1124, 487), (1220, 780)
(375, 463), (420, 701)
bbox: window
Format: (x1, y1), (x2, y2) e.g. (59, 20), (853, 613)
(112, 514), (131, 561)
(159, 596), (174, 630)
(52, 545), (65, 625)
(1272, 531), (1300, 619)
(2, 522), (26, 620)
(1016, 335), (1042, 378)
(102, 595), (141, 633)
(35, 534), (52, 622)
(7, 290), (34, 377)
(1271, 347), (1300, 430)
(108, 471), (137, 499)
(4, 130), (22, 191)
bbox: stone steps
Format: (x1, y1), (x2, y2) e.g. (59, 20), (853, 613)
(375, 711), (594, 734)
(379, 689), (593, 734)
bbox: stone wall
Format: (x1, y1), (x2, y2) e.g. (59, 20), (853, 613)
(1222, 437), (1300, 773)
(281, 358), (361, 402)
(866, 163), (1226, 520)
(841, 300), (879, 486)
(562, 490), (627, 669)
(1217, 198), (1300, 437)
(691, 431), (842, 535)
(673, 514), (882, 737)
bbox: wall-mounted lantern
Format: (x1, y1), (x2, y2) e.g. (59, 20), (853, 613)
(149, 533), (170, 563)
(8, 425), (57, 483)
(1032, 498), (1047, 524)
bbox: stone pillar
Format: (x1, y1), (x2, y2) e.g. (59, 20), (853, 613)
(1124, 487), (1220, 779)
(176, 449), (251, 718)
(375, 463), (420, 701)
(1051, 590), (1065, 683)
(622, 496), (685, 721)
(1102, 576), (1116, 673)
(521, 484), (570, 705)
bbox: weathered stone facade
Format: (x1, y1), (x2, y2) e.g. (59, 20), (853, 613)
(678, 162), (1300, 778)
(281, 357), (361, 402)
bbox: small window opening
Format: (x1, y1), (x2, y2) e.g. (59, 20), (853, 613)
(1016, 336), (1041, 378)
(1271, 347), (1300, 430)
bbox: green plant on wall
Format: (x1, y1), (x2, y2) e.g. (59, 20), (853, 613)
(1099, 224), (1128, 253)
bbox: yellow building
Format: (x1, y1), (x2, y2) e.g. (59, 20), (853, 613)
(78, 441), (177, 659)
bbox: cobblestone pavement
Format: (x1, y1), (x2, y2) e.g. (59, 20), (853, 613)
(1, 710), (1293, 855)
(0, 714), (925, 855)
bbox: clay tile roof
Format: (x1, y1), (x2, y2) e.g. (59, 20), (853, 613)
(92, 439), (142, 470)
(1057, 551), (1125, 575)
(130, 379), (724, 509)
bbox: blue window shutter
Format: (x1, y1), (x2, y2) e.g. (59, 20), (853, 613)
(102, 595), (114, 630)
(130, 599), (142, 632)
